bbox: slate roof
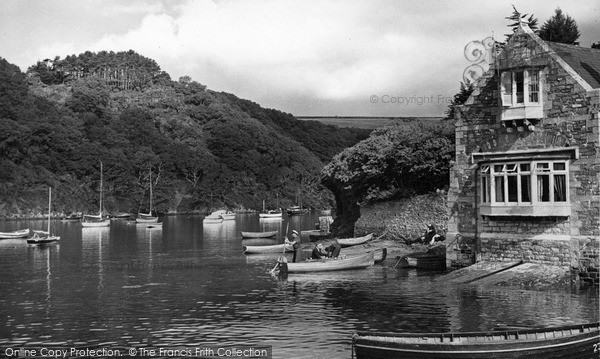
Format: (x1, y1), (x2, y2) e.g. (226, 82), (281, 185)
(546, 41), (600, 89)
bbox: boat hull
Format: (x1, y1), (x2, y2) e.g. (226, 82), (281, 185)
(259, 212), (283, 218)
(243, 243), (293, 254)
(136, 216), (159, 223)
(352, 322), (600, 359)
(336, 233), (374, 247)
(286, 252), (375, 273)
(81, 220), (110, 228)
(27, 235), (60, 245)
(0, 229), (30, 239)
(241, 231), (277, 239)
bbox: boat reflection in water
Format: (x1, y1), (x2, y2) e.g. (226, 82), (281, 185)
(0, 213), (596, 358)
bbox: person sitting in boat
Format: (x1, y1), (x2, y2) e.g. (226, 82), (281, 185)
(420, 224), (444, 245)
(325, 240), (341, 258)
(311, 243), (329, 259)
(284, 230), (302, 262)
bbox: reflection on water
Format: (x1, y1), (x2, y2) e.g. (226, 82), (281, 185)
(0, 214), (598, 358)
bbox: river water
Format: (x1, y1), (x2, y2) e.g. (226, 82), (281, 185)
(0, 213), (598, 358)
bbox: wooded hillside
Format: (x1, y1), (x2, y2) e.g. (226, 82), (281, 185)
(0, 51), (370, 217)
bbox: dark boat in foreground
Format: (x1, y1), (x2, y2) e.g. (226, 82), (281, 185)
(352, 321), (600, 359)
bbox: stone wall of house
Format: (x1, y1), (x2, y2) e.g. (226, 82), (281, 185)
(480, 237), (572, 266)
(447, 25), (600, 277)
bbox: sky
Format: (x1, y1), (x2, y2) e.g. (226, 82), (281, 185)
(1, 0), (598, 117)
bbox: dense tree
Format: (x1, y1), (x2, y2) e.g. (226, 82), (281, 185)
(321, 121), (454, 237)
(538, 8), (580, 44)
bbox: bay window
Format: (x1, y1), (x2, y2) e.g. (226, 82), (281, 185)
(479, 159), (570, 216)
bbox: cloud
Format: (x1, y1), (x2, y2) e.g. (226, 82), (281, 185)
(21, 0), (600, 116)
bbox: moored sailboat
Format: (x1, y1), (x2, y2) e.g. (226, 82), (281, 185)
(136, 167), (159, 224)
(28, 187), (60, 245)
(81, 161), (110, 228)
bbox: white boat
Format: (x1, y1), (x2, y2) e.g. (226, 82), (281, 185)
(213, 209), (235, 220)
(258, 200), (282, 218)
(243, 243), (294, 254)
(28, 187), (60, 245)
(136, 167), (159, 224)
(259, 210), (283, 219)
(241, 231), (278, 238)
(336, 233), (373, 247)
(82, 161), (110, 228)
(284, 252), (375, 273)
(203, 214), (223, 224)
(0, 228), (30, 239)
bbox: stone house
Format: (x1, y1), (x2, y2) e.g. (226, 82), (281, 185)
(446, 21), (600, 283)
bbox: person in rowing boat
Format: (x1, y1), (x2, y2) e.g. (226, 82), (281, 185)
(311, 243), (329, 259)
(420, 224), (443, 245)
(284, 229), (302, 262)
(325, 240), (341, 258)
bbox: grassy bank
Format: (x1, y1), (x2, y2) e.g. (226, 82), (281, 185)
(355, 192), (448, 242)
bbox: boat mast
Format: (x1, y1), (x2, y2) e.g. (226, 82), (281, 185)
(99, 161), (103, 217)
(149, 167), (153, 215)
(48, 187), (52, 233)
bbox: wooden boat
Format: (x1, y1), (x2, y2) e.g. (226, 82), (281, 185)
(336, 233), (373, 248)
(203, 215), (223, 224)
(241, 231), (277, 239)
(0, 228), (30, 239)
(110, 212), (132, 219)
(243, 243), (294, 254)
(397, 252), (446, 270)
(286, 205), (308, 215)
(259, 210), (283, 219)
(285, 251), (375, 273)
(136, 167), (159, 224)
(352, 321), (600, 359)
(242, 238), (277, 246)
(61, 213), (82, 221)
(373, 248), (387, 263)
(82, 161), (110, 227)
(28, 187), (60, 245)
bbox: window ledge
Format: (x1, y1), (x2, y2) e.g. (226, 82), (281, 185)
(501, 105), (543, 121)
(480, 204), (571, 217)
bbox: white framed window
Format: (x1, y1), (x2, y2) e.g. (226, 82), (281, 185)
(479, 159), (570, 216)
(500, 69), (543, 121)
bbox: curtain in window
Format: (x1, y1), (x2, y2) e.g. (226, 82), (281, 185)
(495, 177), (504, 202)
(538, 175), (550, 202)
(554, 174), (566, 202)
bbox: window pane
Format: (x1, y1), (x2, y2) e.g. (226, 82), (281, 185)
(515, 71), (524, 103)
(520, 163), (530, 172)
(529, 70), (539, 103)
(553, 162), (565, 171)
(507, 176), (518, 202)
(554, 174), (567, 202)
(536, 163), (549, 171)
(495, 177), (505, 202)
(521, 175), (531, 202)
(538, 175), (550, 202)
(481, 176), (489, 202)
(481, 165), (489, 173)
(494, 164), (504, 172)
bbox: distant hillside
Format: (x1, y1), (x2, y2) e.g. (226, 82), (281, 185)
(0, 51), (369, 217)
(296, 116), (445, 129)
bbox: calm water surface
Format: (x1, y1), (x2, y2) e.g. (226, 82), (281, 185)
(0, 214), (598, 358)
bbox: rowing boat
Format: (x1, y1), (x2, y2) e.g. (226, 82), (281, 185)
(0, 228), (30, 239)
(286, 251), (375, 273)
(243, 243), (294, 254)
(241, 231), (277, 239)
(352, 321), (600, 359)
(336, 233), (373, 247)
(397, 252), (446, 270)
